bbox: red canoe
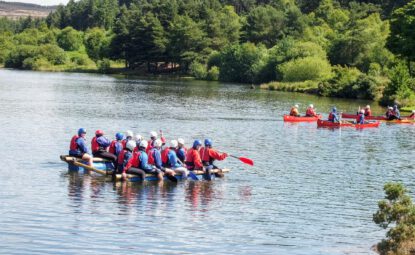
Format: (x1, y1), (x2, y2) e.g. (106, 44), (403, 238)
(341, 113), (411, 121)
(283, 114), (322, 122)
(317, 119), (380, 129)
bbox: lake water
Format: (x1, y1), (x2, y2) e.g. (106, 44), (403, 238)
(0, 69), (414, 254)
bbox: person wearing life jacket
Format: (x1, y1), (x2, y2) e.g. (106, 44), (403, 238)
(133, 134), (143, 152)
(118, 140), (145, 181)
(185, 139), (213, 180)
(91, 130), (117, 163)
(166, 140), (189, 179)
(148, 139), (176, 179)
(364, 105), (372, 116)
(109, 132), (124, 157)
(385, 106), (394, 119)
(390, 104), (401, 120)
(176, 138), (187, 163)
(328, 107), (340, 123)
(305, 104), (317, 117)
(200, 139), (228, 178)
(137, 140), (163, 181)
(409, 110), (415, 119)
(146, 131), (158, 153)
(69, 128), (93, 166)
(290, 104), (300, 117)
(356, 109), (365, 124)
(122, 130), (134, 149)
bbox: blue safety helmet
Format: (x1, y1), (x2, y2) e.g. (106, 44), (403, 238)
(193, 139), (202, 148)
(332, 107), (337, 112)
(78, 128), (86, 136)
(204, 138), (212, 147)
(116, 132), (124, 141)
(393, 104), (398, 109)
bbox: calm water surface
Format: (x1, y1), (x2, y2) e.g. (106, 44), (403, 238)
(0, 69), (414, 254)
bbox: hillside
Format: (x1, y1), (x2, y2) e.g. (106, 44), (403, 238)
(0, 1), (56, 19)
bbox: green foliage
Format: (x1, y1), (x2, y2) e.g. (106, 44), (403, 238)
(189, 61), (207, 80)
(373, 182), (415, 255)
(57, 27), (83, 51)
(84, 27), (110, 61)
(206, 66), (220, 81)
(97, 58), (111, 73)
(278, 56), (333, 82)
(0, 32), (14, 64)
(388, 1), (415, 63)
(37, 44), (67, 65)
(5, 45), (38, 68)
(382, 62), (415, 106)
(216, 42), (268, 83)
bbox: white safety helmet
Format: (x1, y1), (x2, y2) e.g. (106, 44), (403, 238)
(388, 106), (393, 110)
(366, 105), (370, 109)
(294, 104), (299, 108)
(139, 140), (148, 149)
(126, 130), (133, 138)
(169, 140), (178, 148)
(126, 140), (136, 151)
(412, 110), (415, 113)
(177, 138), (185, 145)
(154, 139), (162, 148)
(309, 104), (314, 108)
(150, 131), (158, 138)
(135, 134), (143, 142)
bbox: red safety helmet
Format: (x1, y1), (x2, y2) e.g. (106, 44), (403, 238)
(95, 130), (104, 136)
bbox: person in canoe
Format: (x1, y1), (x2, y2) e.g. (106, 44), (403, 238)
(328, 107), (340, 123)
(136, 140), (163, 181)
(91, 130), (117, 163)
(133, 134), (143, 152)
(305, 104), (317, 117)
(356, 109), (365, 124)
(166, 140), (189, 179)
(186, 139), (212, 180)
(176, 138), (187, 163)
(122, 130), (134, 149)
(146, 131), (158, 153)
(118, 140), (145, 181)
(385, 107), (393, 119)
(200, 139), (228, 177)
(409, 110), (415, 119)
(387, 105), (401, 120)
(109, 132), (124, 157)
(148, 139), (176, 180)
(363, 105), (371, 116)
(69, 128), (93, 166)
(289, 104), (300, 117)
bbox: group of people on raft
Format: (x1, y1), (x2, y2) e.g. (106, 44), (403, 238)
(69, 129), (228, 181)
(289, 104), (415, 124)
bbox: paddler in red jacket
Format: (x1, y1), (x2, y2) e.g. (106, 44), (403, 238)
(185, 139), (213, 180)
(409, 110), (415, 119)
(200, 139), (228, 178)
(305, 104), (317, 117)
(289, 104), (300, 117)
(364, 105), (372, 116)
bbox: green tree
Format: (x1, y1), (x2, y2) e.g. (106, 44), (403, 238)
(388, 0), (415, 70)
(278, 56), (333, 82)
(243, 5), (285, 47)
(57, 27), (83, 51)
(373, 183), (415, 255)
(84, 27), (110, 61)
(382, 62), (415, 106)
(110, 5), (130, 66)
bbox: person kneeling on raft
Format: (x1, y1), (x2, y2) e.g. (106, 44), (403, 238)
(91, 130), (117, 165)
(165, 140), (189, 179)
(69, 128), (93, 166)
(200, 139), (227, 177)
(118, 140), (146, 181)
(148, 139), (176, 180)
(185, 140), (212, 180)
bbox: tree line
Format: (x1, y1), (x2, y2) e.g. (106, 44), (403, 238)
(0, 0), (414, 106)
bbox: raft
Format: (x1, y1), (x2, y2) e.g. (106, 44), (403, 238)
(317, 119), (380, 129)
(283, 114), (322, 122)
(341, 113), (412, 121)
(60, 155), (230, 182)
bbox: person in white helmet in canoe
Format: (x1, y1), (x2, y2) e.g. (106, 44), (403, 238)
(289, 104), (300, 117)
(305, 104), (317, 117)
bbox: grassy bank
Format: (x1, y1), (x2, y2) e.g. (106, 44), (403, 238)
(259, 81), (319, 94)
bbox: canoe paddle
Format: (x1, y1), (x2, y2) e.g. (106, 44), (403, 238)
(229, 154), (254, 166)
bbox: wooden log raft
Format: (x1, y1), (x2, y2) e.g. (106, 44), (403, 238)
(60, 155), (230, 182)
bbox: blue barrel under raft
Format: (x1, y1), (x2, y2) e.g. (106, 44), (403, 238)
(60, 155), (230, 182)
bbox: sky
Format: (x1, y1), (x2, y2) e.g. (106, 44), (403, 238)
(3, 0), (69, 6)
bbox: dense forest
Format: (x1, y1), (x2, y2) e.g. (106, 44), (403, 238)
(0, 0), (414, 106)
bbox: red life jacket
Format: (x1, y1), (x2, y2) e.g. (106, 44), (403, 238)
(121, 139), (127, 149)
(70, 135), (79, 150)
(146, 139), (154, 154)
(132, 151), (141, 168)
(161, 148), (170, 164)
(306, 108), (316, 117)
(91, 137), (99, 153)
(109, 140), (117, 154)
(290, 107), (299, 116)
(200, 147), (211, 162)
(117, 150), (127, 165)
(185, 148), (203, 169)
(148, 149), (155, 165)
(364, 109), (371, 116)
